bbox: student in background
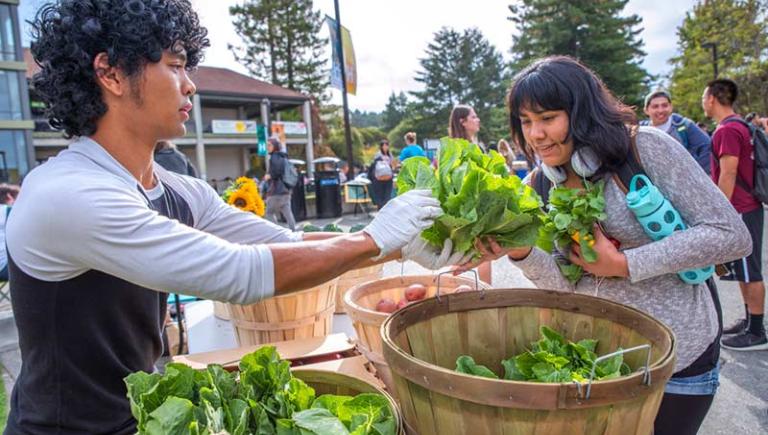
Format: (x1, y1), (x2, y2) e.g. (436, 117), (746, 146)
(398, 131), (425, 162)
(704, 79), (768, 351)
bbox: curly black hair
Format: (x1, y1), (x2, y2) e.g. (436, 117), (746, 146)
(30, 0), (210, 138)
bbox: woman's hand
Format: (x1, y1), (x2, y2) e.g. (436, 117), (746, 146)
(569, 225), (629, 278)
(452, 237), (532, 275)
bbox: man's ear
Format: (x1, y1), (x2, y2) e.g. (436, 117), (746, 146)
(93, 52), (127, 98)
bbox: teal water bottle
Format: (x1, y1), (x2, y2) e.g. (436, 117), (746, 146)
(625, 174), (714, 284)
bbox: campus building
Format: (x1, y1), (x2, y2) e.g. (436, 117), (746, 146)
(0, 0), (34, 183)
(23, 49), (317, 191)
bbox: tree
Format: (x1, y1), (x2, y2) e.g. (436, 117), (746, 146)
(669, 0), (768, 121)
(229, 0), (328, 100)
(409, 28), (508, 144)
(508, 0), (650, 107)
(382, 92), (409, 131)
(350, 110), (384, 128)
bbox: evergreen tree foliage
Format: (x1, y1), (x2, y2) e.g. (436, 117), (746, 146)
(410, 27), (508, 144)
(382, 92), (409, 131)
(229, 0), (328, 100)
(669, 0), (768, 121)
(508, 0), (650, 107)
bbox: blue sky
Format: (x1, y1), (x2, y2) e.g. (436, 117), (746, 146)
(19, 0), (698, 111)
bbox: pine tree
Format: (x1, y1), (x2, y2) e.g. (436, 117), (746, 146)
(508, 0), (649, 107)
(382, 92), (409, 131)
(229, 0), (328, 100)
(669, 0), (768, 121)
(410, 27), (507, 143)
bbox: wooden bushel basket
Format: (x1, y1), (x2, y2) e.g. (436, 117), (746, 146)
(343, 273), (490, 397)
(227, 278), (339, 346)
(292, 369), (405, 434)
(381, 289), (676, 435)
(334, 263), (385, 314)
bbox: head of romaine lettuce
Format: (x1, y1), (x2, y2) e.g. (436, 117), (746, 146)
(397, 137), (544, 255)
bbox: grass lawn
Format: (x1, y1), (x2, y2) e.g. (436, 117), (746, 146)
(0, 370), (6, 431)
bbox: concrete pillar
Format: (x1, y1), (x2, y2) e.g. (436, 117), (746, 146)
(193, 94), (206, 180)
(303, 100), (315, 179)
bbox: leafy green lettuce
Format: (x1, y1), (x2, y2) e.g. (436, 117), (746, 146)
(124, 346), (396, 435)
(536, 180), (607, 283)
(397, 137), (544, 255)
(456, 326), (631, 383)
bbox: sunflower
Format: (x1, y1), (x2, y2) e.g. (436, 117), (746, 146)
(227, 189), (256, 212)
(236, 176), (257, 188)
(252, 192), (266, 216)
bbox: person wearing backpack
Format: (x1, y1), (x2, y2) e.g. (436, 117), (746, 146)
(704, 78), (768, 351)
(640, 89), (712, 174)
(264, 136), (297, 230)
(458, 56), (751, 434)
(369, 139), (395, 209)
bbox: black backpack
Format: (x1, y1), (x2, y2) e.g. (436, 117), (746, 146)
(717, 118), (768, 204)
(530, 129), (723, 377)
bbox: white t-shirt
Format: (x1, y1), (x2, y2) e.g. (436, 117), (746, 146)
(7, 137), (303, 304)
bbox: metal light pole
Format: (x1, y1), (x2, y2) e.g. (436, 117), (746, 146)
(701, 42), (719, 80)
(333, 0), (355, 175)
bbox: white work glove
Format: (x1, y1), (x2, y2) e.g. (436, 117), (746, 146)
(401, 237), (473, 270)
(363, 189), (442, 258)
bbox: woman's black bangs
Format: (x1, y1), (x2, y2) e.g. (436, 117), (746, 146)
(509, 71), (569, 118)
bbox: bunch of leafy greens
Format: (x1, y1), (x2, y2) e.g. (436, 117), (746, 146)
(455, 326), (631, 383)
(124, 346), (396, 435)
(397, 137), (544, 255)
(535, 180), (607, 283)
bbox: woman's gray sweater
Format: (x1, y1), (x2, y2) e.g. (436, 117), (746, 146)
(513, 126), (752, 372)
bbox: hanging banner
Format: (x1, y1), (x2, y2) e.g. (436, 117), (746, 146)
(326, 16), (357, 95)
(256, 124), (267, 156)
(211, 120), (258, 134)
(272, 121), (308, 136)
(270, 122), (286, 145)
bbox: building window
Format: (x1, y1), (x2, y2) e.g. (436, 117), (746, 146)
(0, 70), (22, 120)
(0, 4), (15, 61)
(0, 130), (28, 182)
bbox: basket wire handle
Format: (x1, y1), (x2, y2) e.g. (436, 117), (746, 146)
(573, 343), (652, 400)
(435, 269), (481, 303)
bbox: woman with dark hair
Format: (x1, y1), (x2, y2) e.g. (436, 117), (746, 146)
(369, 139), (395, 209)
(467, 56), (750, 434)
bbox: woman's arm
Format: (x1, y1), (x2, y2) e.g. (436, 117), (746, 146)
(622, 127), (751, 283)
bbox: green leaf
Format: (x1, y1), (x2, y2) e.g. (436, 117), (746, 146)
(455, 355), (499, 379)
(144, 397), (195, 435)
(124, 371), (162, 429)
(291, 408), (350, 434)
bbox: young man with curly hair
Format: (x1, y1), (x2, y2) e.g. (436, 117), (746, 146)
(6, 1), (460, 432)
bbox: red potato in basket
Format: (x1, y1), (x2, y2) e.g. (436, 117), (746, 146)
(375, 298), (398, 313)
(397, 298), (410, 310)
(404, 283), (427, 301)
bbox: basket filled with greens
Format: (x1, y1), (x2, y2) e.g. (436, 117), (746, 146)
(381, 288), (676, 434)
